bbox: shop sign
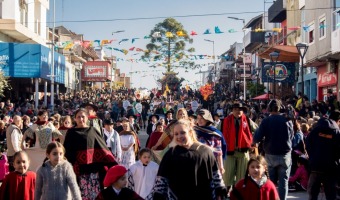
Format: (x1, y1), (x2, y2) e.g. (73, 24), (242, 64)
(318, 72), (337, 87)
(261, 62), (296, 83)
(85, 66), (106, 77)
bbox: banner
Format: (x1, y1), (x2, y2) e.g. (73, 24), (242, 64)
(261, 62), (296, 83)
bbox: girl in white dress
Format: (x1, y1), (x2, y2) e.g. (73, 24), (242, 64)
(120, 122), (138, 169)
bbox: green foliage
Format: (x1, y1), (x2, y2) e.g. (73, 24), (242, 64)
(144, 18), (196, 71)
(0, 71), (10, 97)
(247, 81), (266, 98)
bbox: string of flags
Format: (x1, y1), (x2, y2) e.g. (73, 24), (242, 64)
(56, 23), (337, 50)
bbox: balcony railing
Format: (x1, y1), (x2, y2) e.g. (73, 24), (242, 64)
(267, 26), (288, 46)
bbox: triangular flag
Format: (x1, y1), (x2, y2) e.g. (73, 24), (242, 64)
(165, 32), (173, 38)
(118, 39), (129, 45)
(272, 28), (282, 32)
(228, 29), (237, 33)
(122, 49), (128, 55)
(302, 26), (309, 32)
(82, 41), (91, 48)
(144, 35), (151, 39)
(288, 26), (300, 31)
(132, 38), (140, 43)
(129, 47), (135, 51)
(152, 32), (161, 38)
(203, 29), (211, 34)
(190, 31), (197, 36)
(214, 26), (223, 34)
(176, 31), (186, 36)
(101, 40), (111, 46)
(255, 28), (264, 32)
(136, 48), (144, 52)
(319, 24), (327, 29)
(94, 40), (100, 46)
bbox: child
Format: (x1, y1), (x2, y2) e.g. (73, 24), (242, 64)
(147, 122), (165, 150)
(96, 165), (143, 200)
(128, 148), (159, 198)
(289, 156), (309, 191)
(35, 141), (81, 200)
(0, 151), (36, 200)
(0, 148), (9, 181)
(230, 155), (279, 200)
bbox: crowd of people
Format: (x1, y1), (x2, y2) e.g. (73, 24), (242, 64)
(0, 86), (339, 200)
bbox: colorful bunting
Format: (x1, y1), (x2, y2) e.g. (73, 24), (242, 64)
(215, 26), (223, 34)
(165, 32), (174, 38)
(190, 31), (197, 36)
(272, 28), (282, 32)
(176, 31), (186, 36)
(118, 39), (129, 45)
(203, 29), (211, 34)
(228, 29), (237, 33)
(132, 38), (140, 43)
(152, 32), (161, 38)
(129, 47), (135, 51)
(144, 35), (151, 39)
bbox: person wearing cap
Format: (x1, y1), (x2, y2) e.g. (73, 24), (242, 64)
(96, 165), (143, 200)
(253, 99), (294, 200)
(305, 110), (340, 200)
(194, 109), (227, 175)
(103, 119), (122, 163)
(222, 103), (255, 193)
(82, 102), (104, 138)
(164, 110), (173, 126)
(146, 114), (159, 136)
(127, 114), (140, 135)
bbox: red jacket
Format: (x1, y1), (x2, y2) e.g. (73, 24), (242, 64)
(222, 114), (253, 153)
(231, 178), (279, 200)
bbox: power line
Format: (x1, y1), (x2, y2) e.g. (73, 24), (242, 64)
(0, 7), (338, 25)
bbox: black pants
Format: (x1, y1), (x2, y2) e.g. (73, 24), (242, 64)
(308, 172), (337, 200)
(7, 156), (15, 172)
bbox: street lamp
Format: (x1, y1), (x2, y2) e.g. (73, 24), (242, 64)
(204, 39), (215, 82)
(296, 43), (309, 96)
(269, 51), (280, 98)
(228, 16), (246, 100)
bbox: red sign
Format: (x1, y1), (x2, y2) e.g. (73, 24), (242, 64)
(82, 61), (111, 82)
(317, 72), (337, 87)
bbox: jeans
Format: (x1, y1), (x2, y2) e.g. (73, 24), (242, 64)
(308, 172), (337, 200)
(265, 153), (292, 200)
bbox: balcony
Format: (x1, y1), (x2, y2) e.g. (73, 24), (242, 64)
(267, 27), (288, 46)
(331, 28), (340, 54)
(268, 0), (286, 23)
(244, 31), (266, 52)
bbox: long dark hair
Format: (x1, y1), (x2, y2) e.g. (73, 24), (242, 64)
(243, 155), (270, 187)
(42, 141), (66, 167)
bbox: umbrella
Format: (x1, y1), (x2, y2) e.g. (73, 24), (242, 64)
(252, 93), (270, 100)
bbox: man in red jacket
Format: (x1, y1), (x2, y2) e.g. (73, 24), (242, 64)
(222, 103), (254, 193)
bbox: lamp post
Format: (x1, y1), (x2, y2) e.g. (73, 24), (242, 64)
(296, 43), (309, 96)
(228, 16), (246, 100)
(269, 51), (280, 99)
(204, 39), (215, 83)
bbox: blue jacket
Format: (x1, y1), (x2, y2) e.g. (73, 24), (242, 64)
(254, 114), (294, 155)
(306, 117), (340, 173)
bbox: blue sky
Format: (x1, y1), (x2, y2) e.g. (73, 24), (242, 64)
(50, 0), (270, 89)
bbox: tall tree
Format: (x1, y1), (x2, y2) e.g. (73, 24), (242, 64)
(143, 18), (195, 72)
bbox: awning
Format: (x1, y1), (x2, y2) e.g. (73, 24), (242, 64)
(252, 93), (271, 100)
(259, 45), (300, 62)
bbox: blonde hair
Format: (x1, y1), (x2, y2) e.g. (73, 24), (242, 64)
(176, 108), (188, 120)
(173, 119), (198, 142)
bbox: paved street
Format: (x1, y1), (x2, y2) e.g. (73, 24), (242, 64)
(137, 130), (314, 200)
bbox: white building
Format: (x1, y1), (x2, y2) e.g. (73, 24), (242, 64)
(0, 0), (49, 44)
